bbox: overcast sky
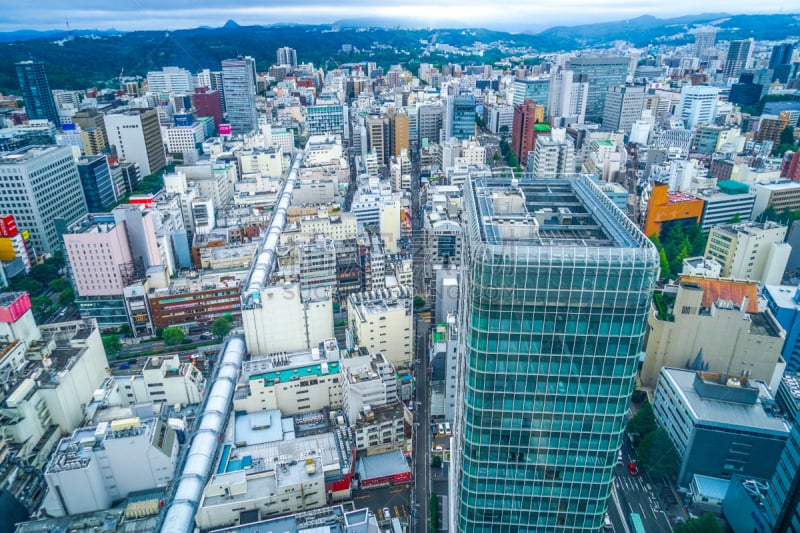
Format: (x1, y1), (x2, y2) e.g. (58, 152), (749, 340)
(0, 1), (790, 33)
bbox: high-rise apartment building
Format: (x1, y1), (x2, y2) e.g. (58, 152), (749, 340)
(146, 66), (194, 94)
(276, 46), (298, 68)
(104, 108), (166, 176)
(0, 146), (88, 253)
(388, 108), (409, 156)
(418, 104), (443, 145)
(723, 39), (753, 80)
(221, 56), (258, 134)
(15, 60), (59, 126)
(454, 176), (658, 532)
(602, 84), (645, 134)
(565, 56), (630, 123)
(367, 114), (390, 165)
(528, 129), (575, 177)
(72, 108), (108, 153)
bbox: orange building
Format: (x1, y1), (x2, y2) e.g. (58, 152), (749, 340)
(644, 181), (705, 237)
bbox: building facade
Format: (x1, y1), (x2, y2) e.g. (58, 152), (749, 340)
(15, 60), (59, 126)
(455, 176), (658, 532)
(221, 56), (258, 134)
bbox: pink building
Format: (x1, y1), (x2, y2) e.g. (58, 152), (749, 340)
(64, 217), (133, 297)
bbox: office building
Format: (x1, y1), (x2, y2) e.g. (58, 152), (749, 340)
(698, 183), (755, 233)
(347, 287), (413, 369)
(512, 78), (550, 113)
(72, 108), (108, 154)
(146, 66), (193, 95)
(454, 176), (659, 532)
(693, 27), (717, 59)
(752, 181), (800, 220)
(729, 73), (763, 108)
(602, 84), (645, 133)
(367, 114), (390, 165)
(724, 40), (753, 80)
(388, 108), (409, 156)
(221, 56), (258, 134)
(148, 270), (245, 329)
(0, 145), (87, 253)
(77, 155), (117, 212)
(764, 423), (800, 532)
(104, 108), (166, 177)
(643, 182), (704, 238)
(15, 60), (59, 126)
(511, 99), (546, 166)
(653, 367), (790, 487)
(190, 88), (223, 129)
(763, 285), (800, 373)
(340, 352), (398, 427)
(678, 85), (719, 129)
(641, 277), (785, 388)
(276, 46), (298, 68)
(528, 129), (575, 177)
(547, 70), (589, 126)
(565, 56), (630, 123)
(306, 101), (347, 137)
(446, 95), (476, 141)
(418, 104), (443, 145)
(705, 221), (788, 285)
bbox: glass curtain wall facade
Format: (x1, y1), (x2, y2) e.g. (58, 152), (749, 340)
(455, 176), (658, 532)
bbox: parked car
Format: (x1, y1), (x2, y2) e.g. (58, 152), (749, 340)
(382, 507), (391, 521)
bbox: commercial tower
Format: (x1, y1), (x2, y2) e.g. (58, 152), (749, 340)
(723, 39), (753, 80)
(15, 60), (59, 126)
(453, 176), (659, 531)
(221, 56), (258, 134)
(565, 56), (630, 124)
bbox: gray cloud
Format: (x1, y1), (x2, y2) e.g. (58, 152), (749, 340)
(0, 1), (790, 32)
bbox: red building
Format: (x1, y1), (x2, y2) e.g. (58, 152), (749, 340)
(190, 88), (223, 129)
(511, 99), (546, 167)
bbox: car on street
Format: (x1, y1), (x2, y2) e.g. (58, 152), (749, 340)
(383, 507), (391, 521)
(628, 462), (638, 476)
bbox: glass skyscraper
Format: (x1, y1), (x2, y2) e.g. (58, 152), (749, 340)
(15, 60), (59, 127)
(221, 56), (258, 134)
(454, 176), (658, 532)
(565, 56), (630, 124)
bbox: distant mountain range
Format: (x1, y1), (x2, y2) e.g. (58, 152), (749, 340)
(0, 13), (798, 93)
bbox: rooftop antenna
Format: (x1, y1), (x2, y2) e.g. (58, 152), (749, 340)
(66, 19), (73, 40)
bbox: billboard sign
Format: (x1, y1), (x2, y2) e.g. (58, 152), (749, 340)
(218, 124), (232, 135)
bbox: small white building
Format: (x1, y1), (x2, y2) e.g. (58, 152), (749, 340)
(114, 354), (205, 407)
(347, 287), (414, 369)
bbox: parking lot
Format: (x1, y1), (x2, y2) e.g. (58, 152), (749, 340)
(351, 484), (411, 525)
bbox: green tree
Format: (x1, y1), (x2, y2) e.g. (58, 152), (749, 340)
(431, 454), (442, 469)
(29, 263), (59, 284)
(10, 277), (44, 296)
(210, 316), (232, 338)
(44, 250), (66, 270)
(674, 513), (723, 533)
(659, 248), (670, 279)
(30, 296), (53, 315)
(57, 288), (74, 307)
(774, 125), (796, 156)
(636, 427), (679, 478)
(413, 295), (426, 310)
(49, 277), (70, 292)
(162, 327), (186, 346)
(430, 494), (438, 533)
(118, 323), (132, 337)
(102, 335), (122, 357)
(627, 402), (657, 439)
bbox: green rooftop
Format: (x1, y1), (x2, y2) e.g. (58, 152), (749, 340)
(596, 140), (614, 147)
(717, 180), (750, 195)
(250, 360), (340, 385)
(534, 124), (551, 132)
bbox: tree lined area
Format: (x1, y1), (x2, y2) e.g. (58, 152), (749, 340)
(649, 223), (706, 280)
(626, 401), (679, 479)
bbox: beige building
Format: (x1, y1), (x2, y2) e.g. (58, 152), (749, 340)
(347, 287), (414, 369)
(114, 354), (205, 407)
(705, 221), (789, 284)
(353, 402), (407, 455)
(641, 277), (785, 388)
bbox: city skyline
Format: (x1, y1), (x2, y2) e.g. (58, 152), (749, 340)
(0, 2), (793, 33)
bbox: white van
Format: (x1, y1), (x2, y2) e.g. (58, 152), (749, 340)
(445, 422), (451, 435)
(604, 514), (612, 530)
(437, 423), (444, 435)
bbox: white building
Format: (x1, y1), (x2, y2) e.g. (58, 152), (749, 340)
(147, 66), (194, 95)
(42, 417), (179, 516)
(705, 221), (789, 285)
(528, 129), (575, 177)
(243, 283), (334, 357)
(678, 85), (719, 129)
(347, 287), (414, 369)
(114, 354), (205, 407)
(104, 108), (166, 177)
(233, 339), (342, 415)
(164, 123), (205, 154)
(340, 352), (398, 426)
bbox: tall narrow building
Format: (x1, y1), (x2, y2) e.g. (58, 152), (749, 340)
(15, 60), (59, 126)
(221, 56), (258, 134)
(453, 176), (659, 532)
(565, 56), (630, 124)
(724, 39), (753, 80)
